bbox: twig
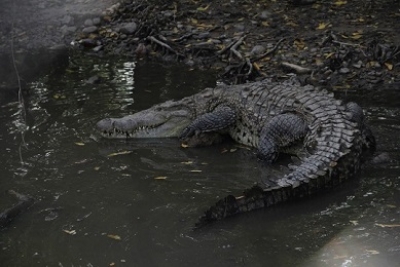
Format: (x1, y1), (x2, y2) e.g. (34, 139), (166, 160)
(332, 40), (363, 48)
(251, 38), (285, 62)
(281, 62), (312, 74)
(217, 35), (246, 57)
(148, 36), (183, 57)
(245, 58), (253, 76)
(173, 33), (193, 43)
(217, 39), (237, 55)
(230, 35), (246, 60)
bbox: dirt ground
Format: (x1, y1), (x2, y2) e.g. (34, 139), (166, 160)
(73, 0), (400, 88)
(1, 0), (399, 89)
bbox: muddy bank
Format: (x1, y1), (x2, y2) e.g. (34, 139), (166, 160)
(0, 0), (118, 91)
(74, 0), (400, 87)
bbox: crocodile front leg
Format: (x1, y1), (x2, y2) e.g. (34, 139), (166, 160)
(179, 105), (236, 141)
(257, 113), (308, 162)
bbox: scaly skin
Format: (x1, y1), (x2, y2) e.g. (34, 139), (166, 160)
(96, 78), (375, 227)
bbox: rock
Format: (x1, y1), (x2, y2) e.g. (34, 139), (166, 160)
(353, 60), (363, 69)
(234, 23), (245, 31)
(61, 15), (74, 26)
(339, 67), (350, 74)
(250, 45), (266, 56)
(60, 25), (77, 36)
(92, 46), (103, 52)
(92, 17), (101, 25)
(82, 26), (98, 34)
(259, 10), (272, 20)
(120, 22), (137, 35)
(84, 19), (93, 27)
(85, 75), (101, 84)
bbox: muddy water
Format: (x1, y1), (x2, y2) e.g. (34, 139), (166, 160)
(0, 55), (399, 267)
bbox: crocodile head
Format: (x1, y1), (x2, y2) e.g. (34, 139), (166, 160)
(96, 100), (192, 138)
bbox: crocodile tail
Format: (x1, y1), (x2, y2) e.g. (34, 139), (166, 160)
(195, 184), (301, 228)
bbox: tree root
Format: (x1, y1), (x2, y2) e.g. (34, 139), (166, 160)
(220, 38), (285, 83)
(148, 36), (184, 59)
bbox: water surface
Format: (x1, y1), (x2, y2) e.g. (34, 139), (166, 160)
(1, 55), (399, 267)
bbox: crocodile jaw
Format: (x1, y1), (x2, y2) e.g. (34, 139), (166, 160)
(96, 110), (191, 138)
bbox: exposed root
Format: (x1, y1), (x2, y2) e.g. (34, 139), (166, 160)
(148, 36), (184, 59)
(251, 38), (285, 63)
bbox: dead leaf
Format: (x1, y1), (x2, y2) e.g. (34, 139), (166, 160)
(315, 58), (324, 66)
(196, 23), (213, 29)
(53, 93), (66, 99)
(181, 161), (193, 165)
(350, 33), (363, 40)
(191, 18), (198, 24)
(107, 234), (121, 240)
(294, 39), (306, 50)
(190, 170), (202, 173)
(384, 62), (393, 70)
(316, 22), (330, 30)
(325, 52), (335, 59)
(286, 21), (298, 27)
(107, 151), (132, 157)
(261, 21), (269, 27)
(181, 142), (189, 148)
(334, 1), (347, 6)
(154, 176), (167, 180)
(94, 166), (100, 171)
(366, 61), (379, 68)
(197, 4), (210, 12)
(75, 142), (85, 146)
(63, 229), (77, 235)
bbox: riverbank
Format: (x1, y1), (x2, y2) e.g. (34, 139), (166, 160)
(73, 0), (400, 87)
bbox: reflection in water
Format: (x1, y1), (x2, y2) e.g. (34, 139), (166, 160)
(0, 55), (399, 267)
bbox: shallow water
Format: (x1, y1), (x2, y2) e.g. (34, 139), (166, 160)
(0, 54), (399, 267)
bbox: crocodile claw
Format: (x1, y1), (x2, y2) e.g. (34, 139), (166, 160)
(179, 126), (197, 140)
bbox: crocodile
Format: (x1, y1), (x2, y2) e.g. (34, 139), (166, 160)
(96, 78), (375, 227)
